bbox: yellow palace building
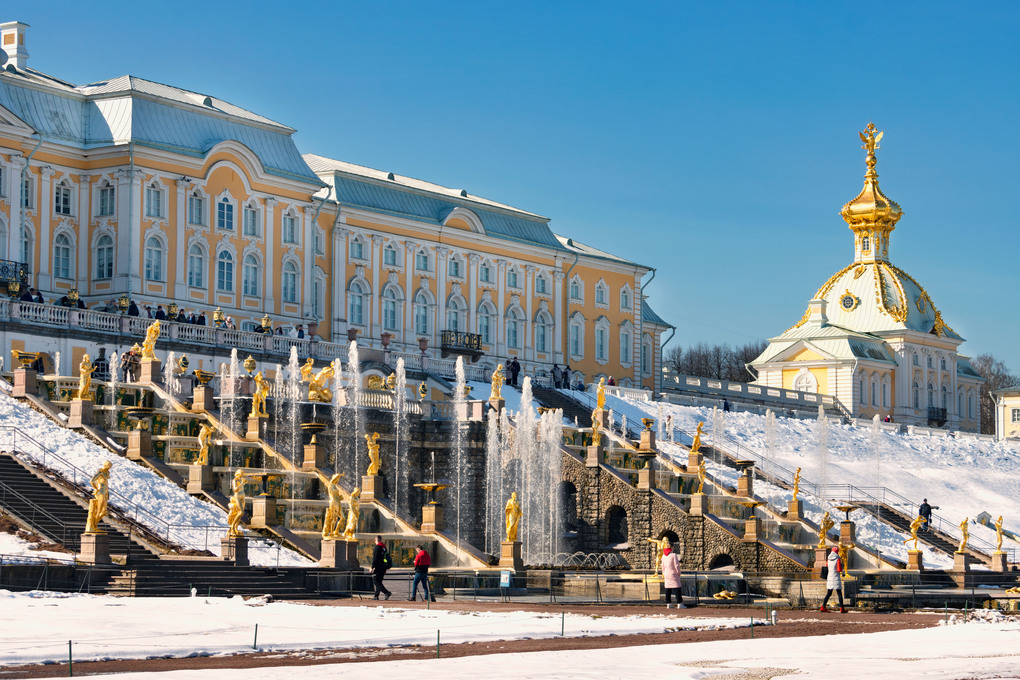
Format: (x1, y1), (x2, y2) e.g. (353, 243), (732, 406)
(0, 21), (671, 389)
(749, 123), (984, 431)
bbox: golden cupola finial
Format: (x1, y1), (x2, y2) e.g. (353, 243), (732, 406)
(840, 122), (902, 264)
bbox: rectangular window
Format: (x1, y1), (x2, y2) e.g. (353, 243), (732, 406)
(536, 277), (547, 294)
(449, 259), (460, 277)
(313, 279), (322, 318)
(1012, 408), (1020, 423)
(621, 333), (630, 363)
(351, 240), (363, 259)
(383, 300), (398, 331)
(145, 186), (162, 218)
(384, 247), (397, 266)
(314, 229), (324, 255)
(536, 325), (547, 353)
(479, 316), (491, 344)
(507, 319), (519, 348)
(507, 270), (518, 288)
(570, 280), (580, 300)
(217, 200), (234, 231)
(596, 286), (606, 304)
(99, 186), (115, 216)
(21, 177), (33, 209)
(569, 326), (580, 356)
(54, 185), (71, 215)
(595, 328), (606, 361)
(243, 207), (259, 236)
(243, 260), (259, 296)
(282, 215), (297, 243)
(0, 166), (4, 197)
(188, 195), (204, 225)
(415, 251), (429, 271)
(97, 243), (114, 279)
(480, 265), (491, 283)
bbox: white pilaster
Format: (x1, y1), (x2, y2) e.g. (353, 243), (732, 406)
(436, 246), (448, 336)
(36, 166), (55, 290)
(302, 205), (314, 320)
(553, 270), (565, 364)
(524, 264), (535, 363)
(76, 174), (89, 293)
(467, 253), (480, 337)
(173, 178), (189, 299)
(263, 198), (276, 310)
(403, 242), (416, 347)
(496, 259), (507, 359)
(331, 219), (347, 339)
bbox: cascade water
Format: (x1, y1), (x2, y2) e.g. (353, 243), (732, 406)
(484, 407), (502, 555)
(451, 357), (468, 558)
(764, 408), (776, 479)
(816, 404), (829, 494)
(285, 347), (302, 464)
(330, 357), (343, 475)
(871, 414), (882, 488)
(347, 341), (363, 479)
(393, 358), (409, 520)
(163, 351), (180, 400)
(108, 352), (119, 406)
(54, 351), (60, 377)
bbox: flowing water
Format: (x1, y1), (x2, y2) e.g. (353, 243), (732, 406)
(108, 352), (119, 407)
(347, 342), (363, 480)
(393, 358), (409, 520)
(816, 404), (830, 493)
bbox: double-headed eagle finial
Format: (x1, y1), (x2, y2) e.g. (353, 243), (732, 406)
(859, 121), (883, 154)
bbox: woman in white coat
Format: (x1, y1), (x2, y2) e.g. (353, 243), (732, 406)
(662, 543), (686, 609)
(820, 546), (846, 613)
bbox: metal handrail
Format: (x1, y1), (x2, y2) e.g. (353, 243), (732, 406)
(0, 478), (79, 546)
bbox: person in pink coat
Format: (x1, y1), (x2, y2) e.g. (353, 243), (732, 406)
(662, 543), (686, 609)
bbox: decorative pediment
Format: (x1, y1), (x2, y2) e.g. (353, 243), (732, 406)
(0, 103), (36, 133)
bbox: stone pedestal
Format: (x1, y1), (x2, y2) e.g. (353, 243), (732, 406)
(303, 441), (325, 470)
(250, 495), (277, 528)
(637, 465), (655, 491)
(812, 547), (830, 579)
(221, 536), (249, 566)
(639, 429), (656, 451)
(139, 358), (162, 385)
(586, 444), (604, 468)
(320, 539), (360, 569)
(787, 499), (803, 520)
(489, 396), (505, 415)
(68, 399), (94, 428)
(907, 550), (924, 571)
(127, 429), (152, 460)
(455, 401), (484, 421)
(246, 415), (263, 441)
(500, 540), (525, 571)
(421, 503), (444, 533)
(192, 385), (214, 411)
(361, 474), (382, 502)
(840, 520), (856, 545)
(690, 493), (707, 516)
(743, 516), (762, 542)
(952, 551), (972, 587)
(187, 464), (214, 494)
(990, 552), (1007, 572)
(592, 408), (609, 429)
(687, 451), (703, 472)
(79, 532), (111, 564)
(737, 470), (753, 497)
(12, 368), (37, 397)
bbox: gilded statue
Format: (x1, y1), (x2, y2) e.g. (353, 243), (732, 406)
(196, 423), (215, 465)
(957, 517), (969, 553)
(226, 469), (257, 538)
(590, 407), (603, 448)
(76, 353), (95, 401)
(491, 364), (504, 399)
(690, 421), (704, 456)
(818, 511), (834, 548)
(342, 487), (361, 541)
(321, 473), (345, 540)
(903, 515), (925, 551)
(418, 382), (428, 400)
(141, 320), (161, 360)
(837, 542), (854, 576)
(596, 377), (607, 411)
(859, 121), (883, 154)
(995, 515), (1004, 553)
(84, 461), (112, 534)
(504, 491), (522, 542)
(696, 460), (706, 494)
(792, 467), (801, 500)
(250, 371), (269, 418)
(300, 358), (334, 403)
(385, 373), (396, 391)
(366, 432), (382, 476)
(645, 535), (671, 575)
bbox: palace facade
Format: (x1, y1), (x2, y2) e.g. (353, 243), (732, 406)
(749, 123), (984, 431)
(0, 21), (671, 389)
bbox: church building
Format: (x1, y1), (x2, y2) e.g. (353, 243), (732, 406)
(749, 124), (984, 431)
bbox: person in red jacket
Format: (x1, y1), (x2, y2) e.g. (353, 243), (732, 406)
(410, 545), (432, 601)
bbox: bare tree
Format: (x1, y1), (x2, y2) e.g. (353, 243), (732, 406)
(663, 340), (767, 383)
(972, 353), (1018, 434)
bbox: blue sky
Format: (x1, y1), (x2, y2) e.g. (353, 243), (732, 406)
(12, 2), (1020, 370)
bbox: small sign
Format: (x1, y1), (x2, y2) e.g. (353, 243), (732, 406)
(500, 570), (512, 588)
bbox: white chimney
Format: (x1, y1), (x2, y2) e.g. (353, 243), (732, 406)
(807, 298), (828, 328)
(0, 21), (30, 71)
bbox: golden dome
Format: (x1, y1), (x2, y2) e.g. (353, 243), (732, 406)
(840, 122), (902, 231)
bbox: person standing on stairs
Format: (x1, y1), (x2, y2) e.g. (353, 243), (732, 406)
(820, 546), (846, 613)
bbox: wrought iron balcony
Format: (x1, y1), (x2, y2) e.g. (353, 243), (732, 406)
(440, 330), (484, 362)
(0, 259), (29, 284)
(927, 406), (947, 425)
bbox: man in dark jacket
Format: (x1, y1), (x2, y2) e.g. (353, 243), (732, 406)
(19, 287), (34, 302)
(410, 545), (432, 601)
(154, 305), (167, 320)
(371, 535), (392, 600)
(197, 311), (207, 326)
(919, 499), (933, 532)
(509, 357), (520, 387)
(127, 301), (140, 317)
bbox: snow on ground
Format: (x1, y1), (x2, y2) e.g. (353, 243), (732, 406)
(0, 530), (72, 563)
(0, 591), (759, 665)
(0, 392), (312, 567)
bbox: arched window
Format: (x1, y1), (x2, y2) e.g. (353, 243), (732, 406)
(414, 291), (430, 335)
(861, 235), (870, 251)
(927, 383), (935, 408)
(53, 233), (71, 279)
(913, 382), (920, 409)
(535, 311), (552, 354)
(350, 238), (364, 260)
(506, 308), (521, 349)
(595, 281), (608, 306)
(569, 277), (582, 301)
(187, 244), (205, 288)
(941, 385), (948, 409)
(383, 244), (397, 266)
(478, 301), (495, 344)
(447, 297), (462, 332)
(216, 251), (234, 291)
(871, 378), (877, 406)
(794, 370), (817, 393)
(95, 235), (114, 279)
(349, 281), (365, 326)
(383, 287), (399, 331)
(282, 261), (298, 303)
(620, 287), (631, 310)
(242, 254), (260, 296)
(144, 237), (163, 281)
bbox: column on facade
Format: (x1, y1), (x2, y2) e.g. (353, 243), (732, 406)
(114, 168), (142, 297)
(524, 264), (535, 363)
(6, 154), (26, 263)
(36, 166), (54, 290)
(302, 205), (314, 321)
(436, 247), (448, 340)
(553, 270), (565, 364)
(76, 174), (90, 292)
(370, 234), (382, 341)
(263, 198), (276, 312)
(495, 259), (507, 359)
(173, 179), (189, 299)
(467, 253), (480, 339)
(631, 275), (640, 386)
(331, 222), (346, 339)
(403, 242), (417, 347)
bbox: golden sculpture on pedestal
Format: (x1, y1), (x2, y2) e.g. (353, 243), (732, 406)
(300, 358), (334, 403)
(226, 469), (258, 538)
(418, 382), (428, 400)
(590, 407), (603, 448)
(491, 364), (504, 399)
(596, 377), (607, 411)
(76, 353), (95, 401)
(793, 467), (802, 500)
(141, 320), (161, 360)
(645, 535), (670, 575)
(250, 371), (269, 418)
(903, 515), (925, 551)
(366, 432), (382, 475)
(321, 473), (345, 539)
(196, 424), (215, 465)
(696, 460), (706, 494)
(690, 421), (704, 456)
(838, 542), (855, 576)
(818, 511), (834, 548)
(957, 517), (969, 553)
(995, 515), (1004, 553)
(505, 491), (522, 542)
(385, 373), (396, 391)
(84, 461), (112, 533)
(342, 487), (361, 541)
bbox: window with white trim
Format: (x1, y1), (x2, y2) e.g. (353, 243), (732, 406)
(282, 214), (298, 244)
(536, 275), (547, 294)
(243, 205), (259, 236)
(415, 250), (430, 272)
(480, 264), (492, 283)
(620, 329), (631, 364)
(383, 288), (399, 331)
(447, 298), (462, 331)
(595, 326), (607, 361)
(913, 382), (920, 409)
(448, 258), (461, 278)
(506, 308), (521, 349)
(144, 237), (164, 281)
(349, 281), (365, 325)
(1011, 408), (1020, 423)
(383, 244), (397, 266)
(535, 311), (552, 353)
(569, 276), (582, 301)
(217, 198), (234, 231)
(350, 238), (364, 260)
(282, 261), (299, 302)
(0, 165), (5, 198)
(145, 184), (163, 218)
(620, 287), (631, 310)
(98, 183), (115, 217)
(54, 181), (72, 215)
(21, 176), (34, 209)
(595, 281), (608, 306)
(507, 268), (518, 289)
(478, 302), (495, 344)
(243, 254), (259, 296)
(313, 276), (324, 319)
(95, 235), (114, 279)
(314, 227), (324, 255)
(188, 193), (205, 226)
(414, 291), (430, 335)
(216, 251), (234, 292)
(569, 317), (584, 358)
(53, 233), (72, 279)
(187, 244), (205, 288)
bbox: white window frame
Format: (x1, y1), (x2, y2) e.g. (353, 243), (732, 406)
(53, 232), (72, 279)
(144, 236), (164, 281)
(216, 250), (234, 292)
(95, 234), (114, 280)
(242, 204), (260, 236)
(350, 238), (364, 260)
(448, 257), (462, 278)
(507, 268), (519, 289)
(21, 175), (35, 210)
(569, 275), (584, 302)
(382, 287), (400, 331)
(242, 253), (260, 296)
(282, 213), (299, 244)
(54, 181), (72, 216)
(145, 183), (164, 218)
(536, 275), (547, 294)
(480, 263), (492, 283)
(349, 281), (365, 326)
(188, 192), (205, 226)
(216, 197), (235, 232)
(415, 250), (431, 272)
(282, 260), (299, 302)
(383, 244), (398, 267)
(98, 183), (115, 217)
(414, 291), (430, 335)
(187, 244), (205, 288)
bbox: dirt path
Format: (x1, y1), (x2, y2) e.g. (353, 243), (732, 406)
(0, 601), (940, 678)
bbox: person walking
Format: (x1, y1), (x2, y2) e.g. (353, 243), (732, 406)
(662, 542), (686, 609)
(918, 498), (934, 532)
(551, 364), (562, 389)
(509, 357), (520, 387)
(562, 363), (571, 389)
(819, 546), (846, 613)
(371, 535), (392, 600)
(410, 545), (432, 601)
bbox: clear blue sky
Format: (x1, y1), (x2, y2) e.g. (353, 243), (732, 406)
(12, 2), (1020, 371)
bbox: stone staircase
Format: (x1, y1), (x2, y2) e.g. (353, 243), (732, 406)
(531, 386), (598, 428)
(855, 501), (964, 557)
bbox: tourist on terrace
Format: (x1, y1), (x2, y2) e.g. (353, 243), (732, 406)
(371, 536), (392, 600)
(154, 305), (166, 320)
(197, 311), (206, 326)
(410, 545), (432, 601)
(662, 541), (685, 609)
(127, 300), (140, 317)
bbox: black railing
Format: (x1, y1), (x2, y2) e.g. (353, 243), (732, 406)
(0, 259), (29, 284)
(441, 330), (482, 352)
(927, 407), (947, 424)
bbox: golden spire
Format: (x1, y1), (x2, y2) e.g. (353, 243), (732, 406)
(840, 122), (902, 264)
